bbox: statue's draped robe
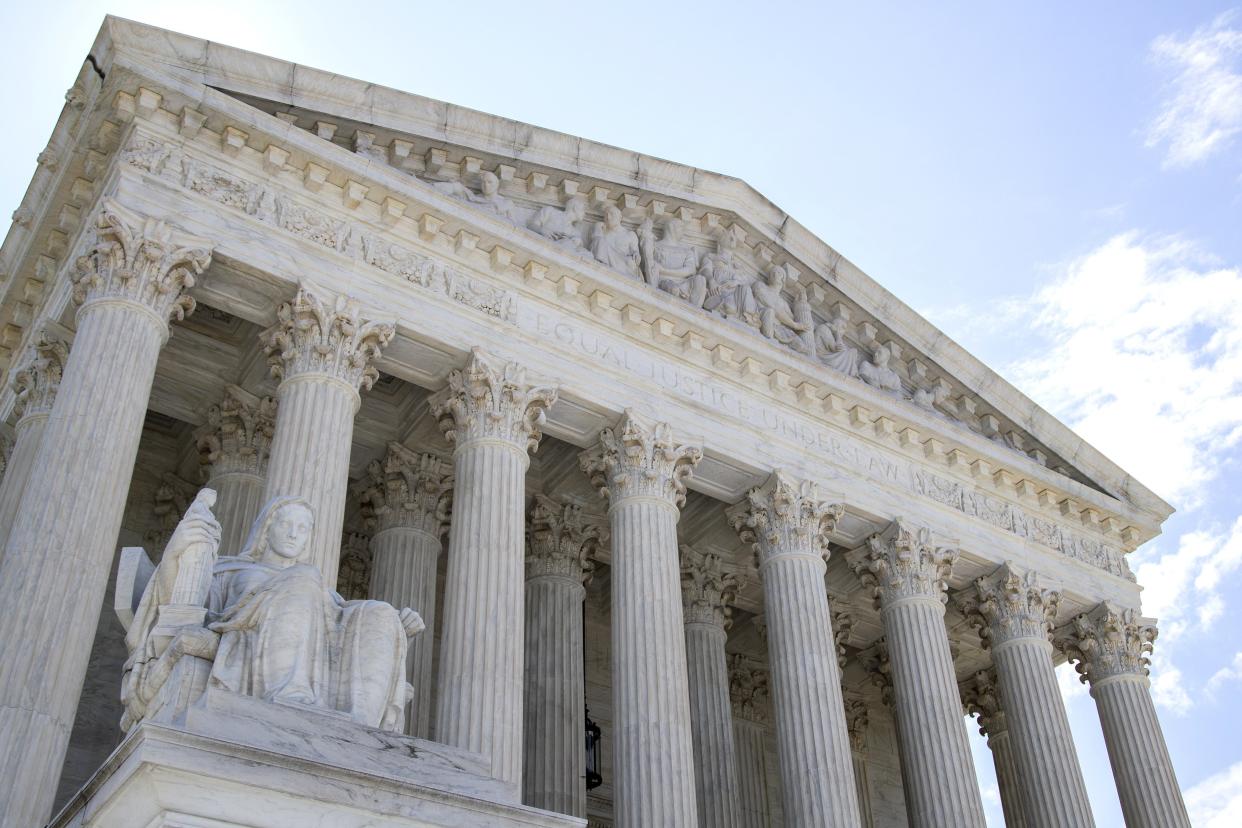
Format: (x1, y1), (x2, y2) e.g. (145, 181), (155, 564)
(124, 553), (410, 733)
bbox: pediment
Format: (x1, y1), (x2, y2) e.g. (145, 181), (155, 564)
(0, 17), (1173, 546)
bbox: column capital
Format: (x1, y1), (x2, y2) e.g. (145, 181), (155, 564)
(579, 409), (701, 507)
(73, 199), (214, 326)
(359, 443), (452, 536)
(832, 608), (856, 670)
(960, 669), (1008, 738)
(145, 472), (198, 550)
(859, 642), (894, 708)
(338, 530), (372, 601)
(262, 284), (395, 391)
(844, 694), (870, 752)
(849, 518), (957, 609)
(958, 563), (1060, 648)
(727, 470), (842, 567)
(194, 385), (277, 478)
(727, 654), (770, 725)
(680, 544), (738, 628)
(526, 494), (599, 582)
(1057, 601), (1156, 686)
(430, 347), (558, 454)
(11, 329), (68, 422)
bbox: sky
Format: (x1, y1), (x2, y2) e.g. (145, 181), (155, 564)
(3, 1), (1241, 825)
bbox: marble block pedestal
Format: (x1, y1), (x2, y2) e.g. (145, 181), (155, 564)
(52, 689), (585, 828)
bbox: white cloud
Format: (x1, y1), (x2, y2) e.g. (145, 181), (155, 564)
(1206, 651), (1242, 698)
(1009, 234), (1242, 509)
(1186, 760), (1242, 827)
(1147, 12), (1242, 168)
(1133, 518), (1242, 639)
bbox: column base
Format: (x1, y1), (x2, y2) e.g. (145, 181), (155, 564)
(53, 689), (584, 828)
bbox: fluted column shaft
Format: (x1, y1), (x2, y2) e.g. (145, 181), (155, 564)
(263, 376), (357, 587)
(195, 386), (275, 557)
(433, 349), (556, 794)
(851, 520), (986, 828)
(1092, 676), (1189, 828)
(0, 201), (211, 827)
(964, 565), (1094, 828)
(208, 470), (264, 556)
(685, 621), (740, 827)
(731, 471), (860, 827)
(989, 728), (1027, 828)
(581, 411), (701, 828)
(370, 525), (440, 737)
(994, 638), (1094, 826)
(0, 411), (49, 557)
(436, 437), (527, 788)
(522, 496), (596, 816)
(733, 718), (770, 828)
(1061, 604), (1190, 828)
(523, 573), (586, 815)
(851, 751), (874, 828)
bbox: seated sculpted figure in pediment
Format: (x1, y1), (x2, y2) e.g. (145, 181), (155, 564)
(120, 491), (424, 734)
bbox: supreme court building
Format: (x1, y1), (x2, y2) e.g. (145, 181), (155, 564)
(0, 17), (1191, 828)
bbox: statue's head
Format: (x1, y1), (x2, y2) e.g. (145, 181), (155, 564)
(565, 196), (587, 221)
(239, 496), (315, 565)
(603, 204), (622, 228)
(479, 170), (499, 196)
(664, 218), (684, 241)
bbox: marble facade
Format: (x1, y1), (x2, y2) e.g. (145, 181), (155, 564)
(0, 16), (1190, 828)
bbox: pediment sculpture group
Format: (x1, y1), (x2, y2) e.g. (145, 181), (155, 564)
(119, 488), (424, 734)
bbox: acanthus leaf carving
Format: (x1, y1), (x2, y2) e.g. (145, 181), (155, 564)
(262, 284), (395, 391)
(957, 563), (1060, 648)
(1057, 601), (1156, 686)
(727, 653), (770, 725)
(844, 694), (870, 752)
(960, 669), (1007, 738)
(850, 518), (957, 608)
(73, 198), (213, 324)
(578, 409), (702, 507)
(358, 443), (452, 537)
(194, 385), (277, 479)
(526, 494), (599, 583)
(429, 348), (558, 453)
(680, 544), (738, 628)
(728, 470), (843, 568)
(11, 329), (69, 421)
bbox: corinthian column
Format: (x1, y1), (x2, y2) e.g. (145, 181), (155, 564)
(522, 495), (598, 816)
(0, 200), (212, 827)
(1059, 604), (1191, 828)
(262, 285), (393, 588)
(194, 385), (276, 556)
(681, 544), (741, 828)
(433, 349), (557, 793)
(729, 470), (860, 827)
(0, 329), (68, 559)
(961, 669), (1027, 828)
(579, 410), (702, 827)
(728, 656), (771, 828)
(359, 444), (451, 739)
(848, 520), (986, 828)
(959, 564), (1095, 827)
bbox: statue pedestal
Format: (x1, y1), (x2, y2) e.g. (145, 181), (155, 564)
(52, 689), (585, 828)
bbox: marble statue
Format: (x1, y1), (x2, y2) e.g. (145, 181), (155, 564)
(120, 490), (424, 734)
(433, 171), (518, 223)
(859, 344), (902, 394)
(912, 382), (950, 413)
(589, 204), (641, 278)
(353, 132), (387, 163)
(701, 230), (758, 323)
(529, 195), (588, 252)
(813, 317), (862, 377)
(754, 263), (812, 343)
(777, 282), (816, 356)
(640, 217), (707, 306)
